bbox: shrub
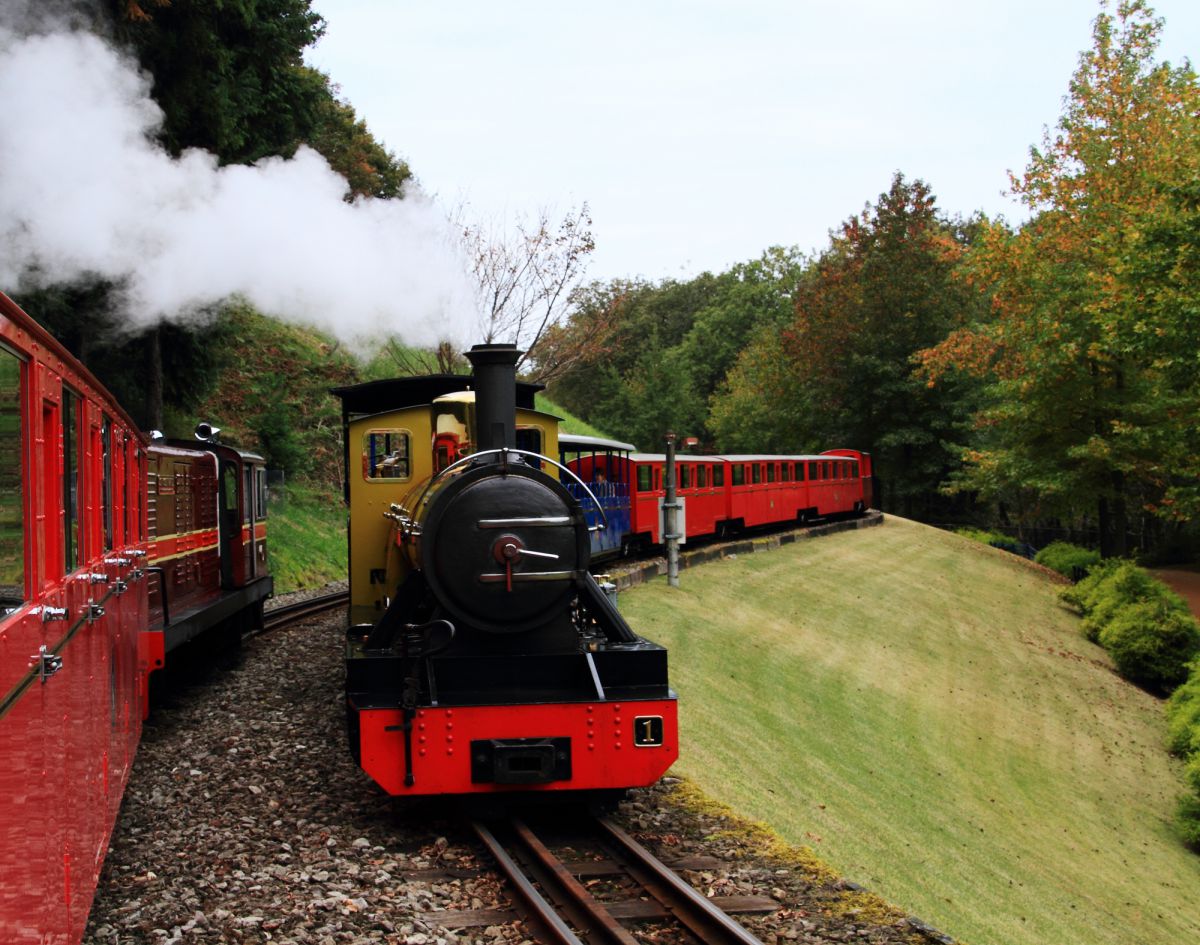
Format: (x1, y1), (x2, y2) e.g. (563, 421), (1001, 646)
(1166, 666), (1200, 756)
(1078, 562), (1184, 642)
(956, 527), (1011, 547)
(1035, 541), (1101, 578)
(1096, 599), (1200, 694)
(1178, 792), (1200, 849)
(1060, 558), (1125, 615)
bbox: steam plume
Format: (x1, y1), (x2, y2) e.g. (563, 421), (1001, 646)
(0, 23), (474, 346)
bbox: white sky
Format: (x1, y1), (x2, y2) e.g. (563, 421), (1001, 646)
(305, 1), (1199, 283)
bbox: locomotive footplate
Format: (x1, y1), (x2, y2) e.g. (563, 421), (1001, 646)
(471, 737), (571, 784)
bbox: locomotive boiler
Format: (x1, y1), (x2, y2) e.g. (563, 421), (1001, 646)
(335, 344), (677, 798)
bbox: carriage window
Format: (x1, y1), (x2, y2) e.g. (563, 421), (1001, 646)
(782, 463), (790, 482)
(636, 465), (652, 492)
(698, 465), (707, 488)
(0, 348), (24, 605)
(123, 437), (134, 543)
(751, 464), (761, 484)
(713, 465), (724, 487)
(255, 468), (268, 520)
(101, 416), (113, 551)
(363, 430), (411, 480)
(243, 467), (253, 524)
(732, 464), (744, 486)
(63, 389), (81, 573)
(851, 461), (859, 479)
(223, 465), (238, 511)
(654, 468), (661, 491)
(679, 464), (690, 489)
(766, 463), (775, 483)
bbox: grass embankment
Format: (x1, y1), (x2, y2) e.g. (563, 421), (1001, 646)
(619, 516), (1200, 945)
(266, 483), (346, 594)
(536, 394), (611, 438)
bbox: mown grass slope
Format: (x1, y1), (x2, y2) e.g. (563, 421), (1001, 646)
(266, 483), (347, 594)
(619, 516), (1200, 945)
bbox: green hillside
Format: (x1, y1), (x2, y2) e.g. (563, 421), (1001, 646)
(619, 516), (1200, 945)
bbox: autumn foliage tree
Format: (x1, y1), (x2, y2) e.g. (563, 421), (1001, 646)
(919, 0), (1200, 554)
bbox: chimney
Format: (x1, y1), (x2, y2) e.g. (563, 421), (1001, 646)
(466, 343), (521, 453)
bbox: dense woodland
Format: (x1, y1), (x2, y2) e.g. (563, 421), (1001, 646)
(9, 0), (1200, 560)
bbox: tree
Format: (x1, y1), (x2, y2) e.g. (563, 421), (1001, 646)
(308, 82), (412, 200)
(108, 0), (327, 164)
(711, 174), (982, 518)
(547, 250), (804, 450)
(459, 205), (595, 378)
(919, 0), (1200, 553)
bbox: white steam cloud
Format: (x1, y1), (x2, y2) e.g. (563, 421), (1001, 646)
(0, 24), (475, 346)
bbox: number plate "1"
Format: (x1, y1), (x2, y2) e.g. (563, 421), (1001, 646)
(633, 716), (664, 747)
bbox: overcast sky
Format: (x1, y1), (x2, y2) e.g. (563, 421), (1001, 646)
(305, 1), (1199, 284)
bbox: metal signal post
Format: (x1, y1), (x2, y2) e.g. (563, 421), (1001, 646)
(664, 432), (681, 588)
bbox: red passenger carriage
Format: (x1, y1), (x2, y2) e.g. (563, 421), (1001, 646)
(0, 291), (272, 944)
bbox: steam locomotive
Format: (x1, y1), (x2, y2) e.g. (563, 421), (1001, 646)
(334, 345), (678, 798)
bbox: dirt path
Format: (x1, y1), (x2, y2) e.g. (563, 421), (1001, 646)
(1152, 565), (1200, 619)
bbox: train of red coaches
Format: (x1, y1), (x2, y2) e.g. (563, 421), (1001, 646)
(559, 433), (874, 559)
(0, 292), (272, 944)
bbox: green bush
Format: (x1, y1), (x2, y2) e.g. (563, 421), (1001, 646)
(956, 527), (1012, 547)
(1187, 755), (1200, 794)
(1035, 541), (1101, 577)
(1060, 558), (1125, 615)
(1077, 562), (1183, 642)
(1178, 792), (1200, 849)
(1096, 598), (1200, 694)
(1166, 667), (1200, 756)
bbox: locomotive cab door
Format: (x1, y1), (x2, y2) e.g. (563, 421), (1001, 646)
(217, 459), (239, 588)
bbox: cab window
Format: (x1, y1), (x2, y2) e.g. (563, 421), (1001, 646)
(0, 348), (24, 606)
(363, 430), (411, 480)
(515, 425), (543, 457)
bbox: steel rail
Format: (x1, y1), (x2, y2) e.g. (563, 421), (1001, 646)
(596, 817), (764, 945)
(471, 820), (586, 945)
(474, 814), (766, 945)
(260, 589), (348, 633)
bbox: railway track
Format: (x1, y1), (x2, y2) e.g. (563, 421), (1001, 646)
(468, 812), (773, 945)
(260, 589), (349, 632)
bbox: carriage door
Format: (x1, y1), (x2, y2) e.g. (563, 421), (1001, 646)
(217, 459), (239, 588)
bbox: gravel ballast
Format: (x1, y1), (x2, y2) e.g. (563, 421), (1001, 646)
(83, 599), (940, 945)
